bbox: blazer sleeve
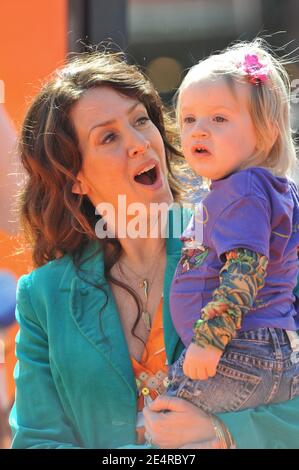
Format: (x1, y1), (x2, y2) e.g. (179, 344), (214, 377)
(218, 397), (299, 449)
(10, 274), (83, 449)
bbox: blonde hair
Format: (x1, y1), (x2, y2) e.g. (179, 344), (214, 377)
(177, 38), (297, 179)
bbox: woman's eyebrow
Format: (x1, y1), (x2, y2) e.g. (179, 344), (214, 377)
(88, 102), (141, 137)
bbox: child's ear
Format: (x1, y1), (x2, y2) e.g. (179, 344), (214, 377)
(259, 122), (279, 155)
(269, 122), (279, 147)
(72, 173), (89, 195)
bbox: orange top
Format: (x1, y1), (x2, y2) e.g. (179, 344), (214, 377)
(131, 298), (169, 444)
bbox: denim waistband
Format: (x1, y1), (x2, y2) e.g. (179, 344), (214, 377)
(236, 327), (291, 345)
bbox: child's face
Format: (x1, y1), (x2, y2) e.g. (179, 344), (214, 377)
(179, 77), (258, 180)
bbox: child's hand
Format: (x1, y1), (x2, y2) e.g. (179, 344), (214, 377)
(183, 343), (222, 381)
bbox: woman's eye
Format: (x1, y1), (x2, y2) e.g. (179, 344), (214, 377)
(213, 116), (227, 123)
(136, 116), (150, 126)
(102, 132), (116, 144)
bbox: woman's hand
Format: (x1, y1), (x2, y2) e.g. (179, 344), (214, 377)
(143, 395), (216, 449)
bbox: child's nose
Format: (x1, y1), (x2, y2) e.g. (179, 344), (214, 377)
(192, 122), (210, 138)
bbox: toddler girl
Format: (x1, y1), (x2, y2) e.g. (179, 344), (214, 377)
(168, 39), (299, 413)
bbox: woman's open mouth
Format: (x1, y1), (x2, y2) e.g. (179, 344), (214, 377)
(134, 163), (158, 185)
(133, 161), (163, 191)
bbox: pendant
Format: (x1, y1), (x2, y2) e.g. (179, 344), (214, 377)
(140, 279), (148, 301)
(142, 311), (151, 331)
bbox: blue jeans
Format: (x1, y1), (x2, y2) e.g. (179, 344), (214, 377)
(167, 328), (299, 413)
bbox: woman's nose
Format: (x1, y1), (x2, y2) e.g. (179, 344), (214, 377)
(128, 136), (150, 159)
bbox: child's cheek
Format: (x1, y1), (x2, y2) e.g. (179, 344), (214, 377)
(180, 129), (188, 146)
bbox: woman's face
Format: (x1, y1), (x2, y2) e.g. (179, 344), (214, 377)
(70, 87), (173, 214)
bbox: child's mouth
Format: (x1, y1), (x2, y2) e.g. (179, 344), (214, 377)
(193, 145), (211, 156)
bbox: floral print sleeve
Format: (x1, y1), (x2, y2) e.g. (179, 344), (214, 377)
(192, 248), (268, 351)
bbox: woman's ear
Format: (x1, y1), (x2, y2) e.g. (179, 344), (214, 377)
(72, 173), (89, 195)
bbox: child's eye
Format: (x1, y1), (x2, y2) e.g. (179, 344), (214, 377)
(182, 116), (195, 124)
(213, 116), (227, 123)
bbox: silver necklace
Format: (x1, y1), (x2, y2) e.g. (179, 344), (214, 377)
(116, 256), (163, 332)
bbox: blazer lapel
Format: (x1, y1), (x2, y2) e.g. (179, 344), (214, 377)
(163, 248), (182, 365)
(60, 244), (136, 396)
(163, 205), (191, 364)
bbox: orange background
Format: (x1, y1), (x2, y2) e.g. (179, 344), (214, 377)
(0, 0), (68, 402)
(0, 0), (67, 128)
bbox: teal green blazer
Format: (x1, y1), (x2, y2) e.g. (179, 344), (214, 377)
(10, 221), (299, 448)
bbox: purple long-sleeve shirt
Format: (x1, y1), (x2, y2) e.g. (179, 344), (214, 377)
(170, 167), (299, 347)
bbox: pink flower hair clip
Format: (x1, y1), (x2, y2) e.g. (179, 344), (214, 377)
(240, 54), (269, 85)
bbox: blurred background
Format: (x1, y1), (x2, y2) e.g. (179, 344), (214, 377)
(1, 0), (298, 188)
(0, 0), (299, 448)
(1, 0), (299, 125)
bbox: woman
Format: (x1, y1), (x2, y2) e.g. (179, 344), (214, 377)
(10, 51), (299, 449)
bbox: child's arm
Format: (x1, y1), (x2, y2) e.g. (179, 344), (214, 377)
(183, 248), (268, 380)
